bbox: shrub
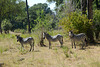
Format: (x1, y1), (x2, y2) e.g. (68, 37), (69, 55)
(59, 11), (93, 34)
(93, 10), (100, 26)
(14, 29), (26, 34)
(93, 10), (100, 39)
(1, 19), (12, 33)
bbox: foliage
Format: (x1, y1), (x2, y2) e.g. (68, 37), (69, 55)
(93, 10), (100, 31)
(1, 19), (12, 31)
(0, 0), (25, 20)
(29, 3), (53, 29)
(59, 11), (93, 34)
(14, 29), (26, 34)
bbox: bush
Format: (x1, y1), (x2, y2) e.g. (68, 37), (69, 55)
(14, 29), (26, 34)
(59, 11), (93, 34)
(1, 19), (12, 33)
(93, 10), (100, 39)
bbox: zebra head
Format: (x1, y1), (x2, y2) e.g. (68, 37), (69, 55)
(15, 35), (22, 42)
(43, 32), (46, 39)
(69, 31), (74, 38)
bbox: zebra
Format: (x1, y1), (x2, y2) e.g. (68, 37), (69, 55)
(43, 32), (63, 49)
(69, 31), (87, 49)
(15, 35), (34, 51)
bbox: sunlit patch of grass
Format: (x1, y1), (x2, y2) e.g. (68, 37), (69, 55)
(0, 46), (9, 54)
(73, 53), (78, 58)
(17, 46), (28, 55)
(90, 61), (100, 67)
(77, 64), (86, 67)
(53, 48), (58, 53)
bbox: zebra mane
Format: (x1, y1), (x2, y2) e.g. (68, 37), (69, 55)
(17, 36), (23, 42)
(44, 32), (52, 38)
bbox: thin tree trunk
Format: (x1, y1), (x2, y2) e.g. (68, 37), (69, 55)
(26, 0), (31, 33)
(87, 0), (93, 19)
(81, 0), (87, 14)
(87, 0), (95, 43)
(40, 32), (46, 47)
(0, 21), (2, 34)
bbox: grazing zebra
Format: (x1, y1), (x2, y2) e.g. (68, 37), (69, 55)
(69, 31), (87, 49)
(15, 35), (34, 51)
(43, 32), (63, 49)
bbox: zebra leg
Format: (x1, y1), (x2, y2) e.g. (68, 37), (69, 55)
(74, 42), (76, 48)
(21, 44), (24, 51)
(29, 44), (32, 52)
(32, 42), (34, 51)
(59, 40), (63, 47)
(49, 41), (51, 49)
(61, 37), (63, 47)
(82, 41), (84, 49)
(71, 42), (73, 48)
(21, 44), (24, 48)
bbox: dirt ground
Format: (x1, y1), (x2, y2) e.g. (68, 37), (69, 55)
(0, 34), (100, 67)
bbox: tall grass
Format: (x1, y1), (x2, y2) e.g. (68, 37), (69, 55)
(0, 46), (9, 54)
(90, 61), (100, 67)
(61, 46), (70, 57)
(0, 33), (15, 40)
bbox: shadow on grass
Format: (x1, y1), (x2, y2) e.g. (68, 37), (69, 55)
(0, 63), (4, 67)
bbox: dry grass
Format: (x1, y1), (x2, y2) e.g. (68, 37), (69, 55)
(0, 32), (100, 67)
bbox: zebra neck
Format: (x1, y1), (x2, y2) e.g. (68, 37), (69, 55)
(70, 34), (75, 38)
(19, 37), (23, 42)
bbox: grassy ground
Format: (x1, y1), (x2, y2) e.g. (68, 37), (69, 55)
(0, 31), (100, 67)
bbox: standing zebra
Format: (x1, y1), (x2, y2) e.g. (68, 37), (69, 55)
(43, 32), (63, 49)
(15, 35), (34, 51)
(69, 31), (87, 49)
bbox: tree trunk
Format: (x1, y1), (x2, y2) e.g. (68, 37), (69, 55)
(40, 32), (46, 47)
(0, 21), (2, 34)
(87, 0), (95, 43)
(87, 0), (93, 19)
(81, 0), (87, 14)
(26, 0), (31, 33)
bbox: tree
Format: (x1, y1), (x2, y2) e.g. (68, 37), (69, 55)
(29, 3), (53, 29)
(26, 0), (31, 33)
(1, 19), (12, 34)
(81, 0), (87, 14)
(87, 0), (95, 42)
(0, 0), (25, 33)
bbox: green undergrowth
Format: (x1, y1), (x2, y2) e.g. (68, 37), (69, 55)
(0, 33), (15, 40)
(61, 46), (70, 58)
(0, 46), (9, 54)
